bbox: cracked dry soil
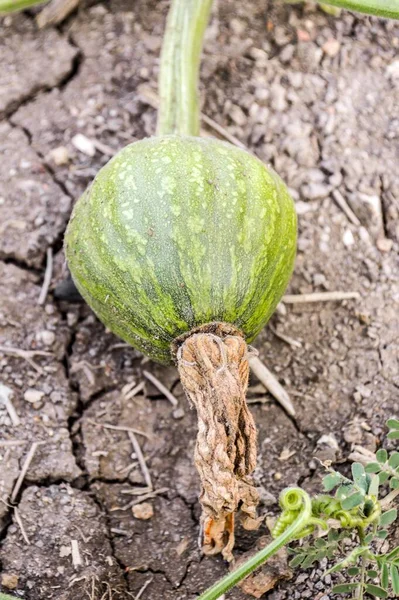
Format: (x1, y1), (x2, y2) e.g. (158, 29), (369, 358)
(0, 1), (398, 599)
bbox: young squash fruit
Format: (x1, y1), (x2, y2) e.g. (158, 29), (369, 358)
(65, 135), (296, 364)
(65, 0), (297, 560)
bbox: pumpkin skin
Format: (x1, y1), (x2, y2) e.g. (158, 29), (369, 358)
(65, 135), (297, 364)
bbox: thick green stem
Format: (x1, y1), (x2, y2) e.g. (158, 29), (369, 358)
(0, 0), (47, 12)
(197, 489), (312, 600)
(312, 0), (399, 18)
(157, 0), (213, 136)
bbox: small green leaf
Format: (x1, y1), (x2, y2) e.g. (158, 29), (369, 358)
(323, 472), (343, 491)
(328, 529), (340, 542)
(364, 532), (374, 544)
(314, 550), (327, 562)
(302, 554), (317, 569)
(391, 477), (399, 489)
(347, 566), (360, 576)
(377, 529), (388, 539)
(377, 449), (388, 464)
(314, 538), (327, 548)
(289, 554), (305, 568)
(365, 462), (382, 474)
(385, 546), (399, 562)
(364, 584), (388, 598)
(368, 474), (380, 497)
(336, 483), (354, 499)
(388, 452), (399, 469)
(367, 569), (379, 579)
(380, 508), (397, 526)
(332, 583), (359, 593)
(352, 463), (367, 491)
(387, 431), (399, 440)
(381, 563), (389, 589)
(341, 491), (364, 510)
(379, 472), (390, 484)
(391, 564), (399, 594)
(387, 418), (399, 430)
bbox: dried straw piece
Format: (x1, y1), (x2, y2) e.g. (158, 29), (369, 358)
(11, 442), (44, 503)
(143, 370), (178, 407)
(176, 324), (260, 561)
(38, 247), (53, 305)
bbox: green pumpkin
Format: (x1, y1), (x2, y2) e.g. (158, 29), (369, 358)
(65, 135), (297, 364)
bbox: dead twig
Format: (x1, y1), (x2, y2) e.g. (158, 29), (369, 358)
(38, 247), (53, 305)
(143, 370), (178, 407)
(71, 539), (82, 567)
(201, 114), (247, 150)
(111, 487), (169, 511)
(120, 486), (153, 496)
(14, 507), (30, 545)
(0, 345), (52, 375)
(134, 577), (154, 600)
(0, 440), (27, 447)
(11, 442), (45, 503)
(128, 431), (152, 490)
(0, 383), (20, 426)
(332, 189), (361, 226)
(124, 381), (145, 401)
(282, 291), (360, 304)
(36, 0), (79, 27)
(86, 419), (150, 439)
(249, 356), (296, 417)
(269, 324), (302, 349)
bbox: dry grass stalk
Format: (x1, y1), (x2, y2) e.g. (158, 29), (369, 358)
(0, 345), (52, 375)
(143, 370), (178, 407)
(38, 247), (53, 305)
(36, 0), (80, 28)
(134, 577), (154, 600)
(332, 189), (361, 226)
(71, 539), (82, 567)
(11, 441), (45, 503)
(86, 419), (149, 439)
(0, 383), (20, 426)
(269, 324), (302, 349)
(111, 487), (169, 512)
(128, 431), (152, 490)
(283, 291), (360, 304)
(14, 507), (30, 545)
(249, 356), (296, 417)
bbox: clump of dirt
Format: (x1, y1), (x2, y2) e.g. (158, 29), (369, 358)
(1, 1), (398, 599)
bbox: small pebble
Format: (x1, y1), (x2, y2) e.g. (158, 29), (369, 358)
(302, 183), (331, 201)
(376, 237), (393, 253)
(40, 330), (56, 346)
(322, 38), (340, 57)
(24, 389), (44, 403)
(72, 134), (96, 157)
(172, 407), (185, 420)
(343, 229), (355, 247)
(1, 573), (19, 589)
(48, 146), (70, 166)
(230, 105), (246, 127)
(132, 502), (154, 520)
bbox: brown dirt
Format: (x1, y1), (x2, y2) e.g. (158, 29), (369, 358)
(1, 1), (398, 599)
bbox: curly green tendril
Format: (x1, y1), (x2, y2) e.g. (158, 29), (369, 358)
(197, 488), (312, 600)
